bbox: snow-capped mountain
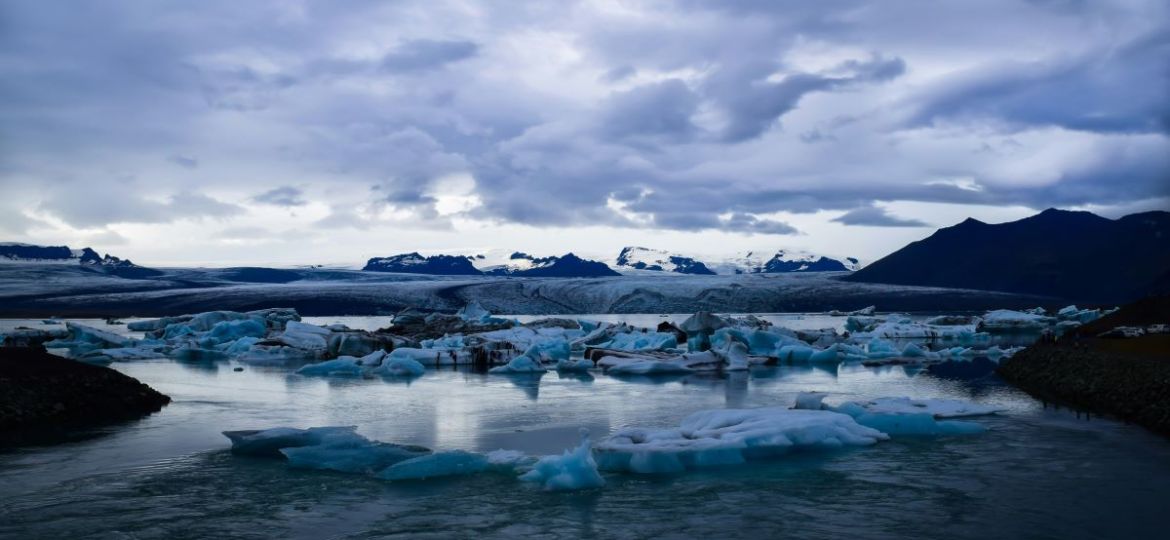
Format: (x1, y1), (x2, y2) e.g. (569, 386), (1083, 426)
(482, 252), (620, 277)
(614, 247), (716, 275)
(0, 242), (161, 277)
(363, 252), (483, 275)
(708, 250), (859, 275)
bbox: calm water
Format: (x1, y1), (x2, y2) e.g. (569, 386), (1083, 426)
(1, 317), (1168, 539)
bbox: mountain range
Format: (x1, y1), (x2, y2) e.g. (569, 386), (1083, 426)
(845, 208), (1170, 303)
(0, 243), (161, 278)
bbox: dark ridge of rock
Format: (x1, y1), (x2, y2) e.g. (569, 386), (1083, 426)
(0, 348), (171, 442)
(997, 343), (1170, 437)
(997, 296), (1170, 436)
(847, 208), (1170, 303)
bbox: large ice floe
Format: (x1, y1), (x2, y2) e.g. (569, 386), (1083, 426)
(223, 391), (1003, 490)
(222, 426), (603, 490)
(594, 407), (888, 473)
(792, 393), (1002, 436)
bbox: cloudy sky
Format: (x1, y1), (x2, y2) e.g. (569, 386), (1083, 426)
(1, 0), (1167, 267)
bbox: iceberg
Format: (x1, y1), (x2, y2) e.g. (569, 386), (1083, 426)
(295, 357), (365, 377)
(223, 426), (366, 457)
(978, 310), (1053, 333)
(603, 359), (693, 376)
(555, 358), (593, 372)
(519, 430), (605, 491)
(388, 347), (470, 366)
(793, 394), (997, 436)
(371, 356), (426, 377)
(489, 355), (547, 374)
(594, 407), (887, 474)
(278, 321), (332, 351)
(378, 450), (490, 481)
(456, 301), (493, 323)
(282, 441), (431, 475)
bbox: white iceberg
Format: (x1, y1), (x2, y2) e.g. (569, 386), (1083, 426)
(594, 407), (887, 474)
(793, 394), (997, 436)
(223, 426), (366, 457)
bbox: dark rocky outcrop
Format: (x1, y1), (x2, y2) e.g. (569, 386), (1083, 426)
(997, 295), (1170, 436)
(0, 348), (171, 440)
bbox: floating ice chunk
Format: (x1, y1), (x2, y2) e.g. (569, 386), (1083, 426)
(389, 347), (470, 366)
(296, 357), (365, 376)
(807, 344), (840, 363)
(797, 396), (1000, 436)
(421, 333), (465, 349)
(485, 449), (533, 470)
(901, 343), (927, 358)
(279, 321), (332, 350)
(776, 344), (817, 362)
(59, 322), (133, 348)
(223, 426), (366, 457)
(713, 342), (751, 371)
(456, 301), (492, 323)
(519, 430), (605, 491)
(793, 392), (829, 411)
(597, 332), (677, 352)
(840, 397), (1004, 418)
(555, 358), (593, 372)
(206, 319), (267, 344)
(979, 310), (1053, 333)
(489, 355), (547, 374)
(378, 450), (490, 481)
(236, 345), (317, 365)
(523, 338), (571, 361)
(595, 407), (886, 474)
(282, 441), (431, 474)
(842, 411), (985, 436)
(371, 356), (426, 377)
(604, 359), (693, 375)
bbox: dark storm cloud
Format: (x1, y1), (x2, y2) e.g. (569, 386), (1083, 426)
(832, 206), (930, 228)
(251, 186), (307, 207)
(1, 0), (1167, 238)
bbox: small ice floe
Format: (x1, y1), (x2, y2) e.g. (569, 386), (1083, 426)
(977, 310), (1054, 333)
(793, 393), (1002, 436)
(555, 358), (593, 372)
(489, 355), (547, 374)
(593, 407), (887, 474)
(519, 429), (605, 491)
(378, 450), (491, 481)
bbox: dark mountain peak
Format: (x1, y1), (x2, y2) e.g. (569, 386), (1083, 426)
(848, 209), (1170, 303)
(509, 252), (532, 260)
(510, 252), (619, 277)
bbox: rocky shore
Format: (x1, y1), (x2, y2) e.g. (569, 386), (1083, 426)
(0, 347), (171, 442)
(997, 295), (1170, 436)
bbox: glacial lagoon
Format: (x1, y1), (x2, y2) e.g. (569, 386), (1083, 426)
(1, 314), (1168, 539)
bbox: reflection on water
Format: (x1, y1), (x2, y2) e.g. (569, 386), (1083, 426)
(2, 317), (1169, 539)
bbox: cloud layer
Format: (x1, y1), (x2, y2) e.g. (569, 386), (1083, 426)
(0, 0), (1166, 260)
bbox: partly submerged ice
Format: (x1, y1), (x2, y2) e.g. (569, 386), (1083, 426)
(793, 394), (999, 436)
(594, 407), (887, 474)
(519, 430), (605, 491)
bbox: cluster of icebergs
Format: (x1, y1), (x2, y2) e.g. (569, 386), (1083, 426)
(8, 302), (1104, 378)
(226, 393), (1004, 490)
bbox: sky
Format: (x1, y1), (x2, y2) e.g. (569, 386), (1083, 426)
(1, 0), (1167, 267)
